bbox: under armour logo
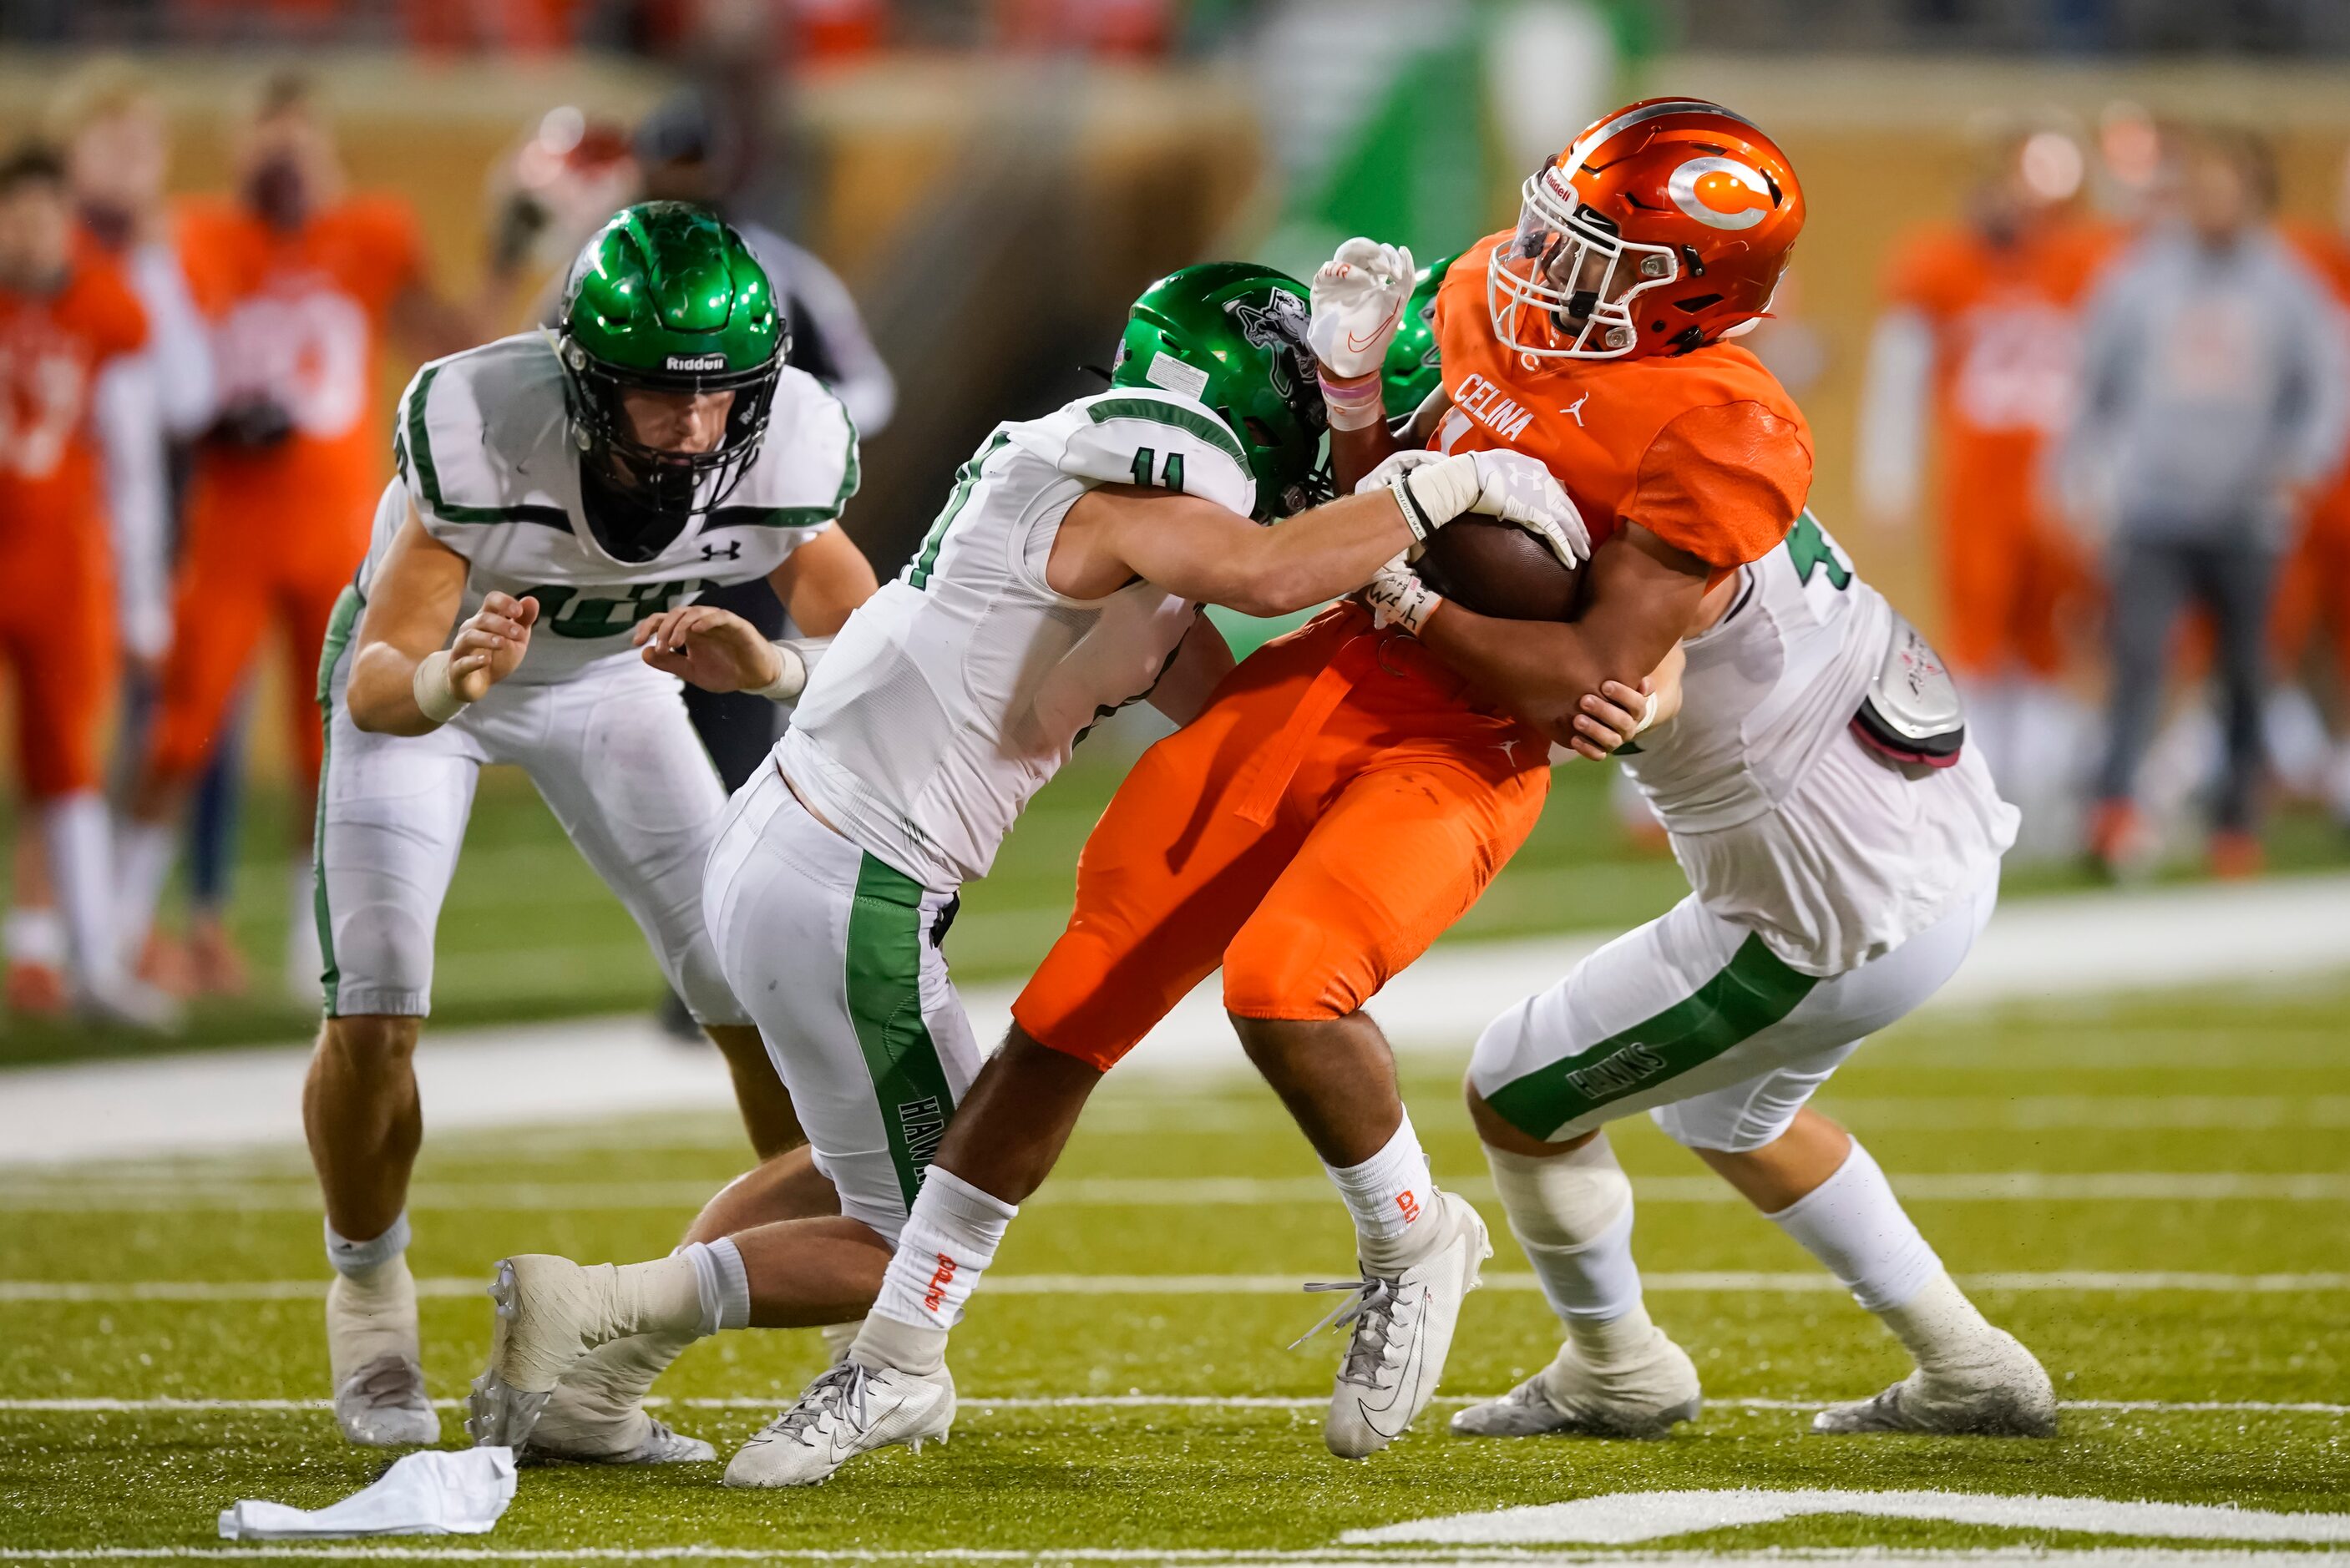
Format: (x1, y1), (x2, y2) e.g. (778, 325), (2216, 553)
(701, 540), (743, 562)
(1562, 392), (1590, 427)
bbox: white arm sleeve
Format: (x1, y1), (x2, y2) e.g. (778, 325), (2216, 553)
(94, 358), (175, 660)
(129, 243), (215, 438)
(1855, 308), (1934, 526)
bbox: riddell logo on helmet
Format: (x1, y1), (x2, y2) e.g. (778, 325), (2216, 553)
(1668, 157), (1775, 231)
(665, 352), (728, 372)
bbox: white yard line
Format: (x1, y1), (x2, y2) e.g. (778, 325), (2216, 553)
(3, 1171), (2342, 1212)
(1, 1394), (2342, 1416)
(4, 1550), (2348, 1565)
(3, 1271), (2345, 1304)
(7, 873), (2349, 1168)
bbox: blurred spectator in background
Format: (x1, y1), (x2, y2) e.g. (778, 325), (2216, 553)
(43, 60), (256, 998)
(0, 145), (175, 1029)
(1857, 114), (2117, 858)
(111, 73), (512, 1005)
(2064, 127), (2349, 878)
(2267, 147), (2350, 831)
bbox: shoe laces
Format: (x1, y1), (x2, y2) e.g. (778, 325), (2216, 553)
(1291, 1275), (1412, 1388)
(767, 1362), (872, 1447)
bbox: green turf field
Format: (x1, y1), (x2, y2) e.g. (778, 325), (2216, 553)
(2, 979), (2345, 1558)
(8, 741), (2349, 1067)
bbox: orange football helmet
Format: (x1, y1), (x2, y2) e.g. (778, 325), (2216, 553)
(1488, 98), (1805, 362)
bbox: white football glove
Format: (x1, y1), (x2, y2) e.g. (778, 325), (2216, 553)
(1309, 238), (1416, 380)
(1360, 554), (1442, 637)
(1380, 448), (1591, 570)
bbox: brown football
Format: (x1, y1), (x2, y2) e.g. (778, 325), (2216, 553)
(1416, 515), (1585, 622)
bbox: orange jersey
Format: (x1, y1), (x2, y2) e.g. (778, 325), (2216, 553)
(175, 194), (424, 565)
(1433, 231), (1814, 574)
(1882, 216), (2118, 521)
(0, 240), (148, 572)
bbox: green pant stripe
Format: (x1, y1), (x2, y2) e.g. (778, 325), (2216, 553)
(843, 854), (956, 1206)
(311, 584), (364, 1016)
(1486, 933), (1820, 1139)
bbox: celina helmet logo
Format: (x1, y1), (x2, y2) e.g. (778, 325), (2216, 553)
(1667, 156), (1774, 230)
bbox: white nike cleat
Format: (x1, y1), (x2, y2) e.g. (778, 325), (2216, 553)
(1451, 1331), (1701, 1439)
(1304, 1189), (1492, 1459)
(522, 1414), (717, 1464)
(465, 1255), (617, 1451)
(1813, 1331), (2059, 1438)
(332, 1354), (439, 1447)
(724, 1360), (955, 1488)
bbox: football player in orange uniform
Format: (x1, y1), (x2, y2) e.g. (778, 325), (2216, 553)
(0, 145), (175, 1029)
(114, 74), (496, 999)
(1856, 124), (2117, 854)
(2271, 160), (2350, 822)
(767, 100), (1806, 1477)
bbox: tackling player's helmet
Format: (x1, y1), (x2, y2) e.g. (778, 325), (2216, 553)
(1382, 250), (1458, 419)
(558, 201), (784, 557)
(1110, 262), (1331, 521)
(1489, 98), (1804, 362)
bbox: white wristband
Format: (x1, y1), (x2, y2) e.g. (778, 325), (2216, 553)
(412, 649), (470, 725)
(749, 636), (830, 703)
(1387, 452), (1478, 541)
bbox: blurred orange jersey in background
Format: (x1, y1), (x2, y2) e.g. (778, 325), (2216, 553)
(147, 192), (425, 787)
(2273, 221), (2350, 690)
(0, 240), (147, 797)
(1879, 216), (2118, 679)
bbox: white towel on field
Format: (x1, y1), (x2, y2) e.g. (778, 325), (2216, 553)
(217, 1447), (516, 1540)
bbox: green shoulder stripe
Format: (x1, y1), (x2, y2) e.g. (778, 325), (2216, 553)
(1085, 395), (1248, 471)
(405, 362), (573, 531)
(695, 397), (860, 530)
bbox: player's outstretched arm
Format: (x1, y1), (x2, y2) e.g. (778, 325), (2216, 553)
(1058, 485), (1410, 618)
(1312, 237), (1413, 493)
(1146, 614), (1238, 727)
(347, 505), (532, 736)
(1411, 525), (1708, 752)
(767, 524), (880, 638)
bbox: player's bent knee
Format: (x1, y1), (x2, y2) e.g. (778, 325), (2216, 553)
(1220, 923), (1360, 1024)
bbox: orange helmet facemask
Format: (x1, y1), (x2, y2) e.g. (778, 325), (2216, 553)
(1487, 97), (1806, 363)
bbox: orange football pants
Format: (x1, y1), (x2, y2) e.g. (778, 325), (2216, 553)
(1014, 604), (1550, 1071)
(0, 537), (116, 800)
(145, 522), (357, 791)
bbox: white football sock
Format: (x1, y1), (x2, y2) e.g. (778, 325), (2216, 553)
(113, 817), (176, 966)
(868, 1166), (1016, 1338)
(818, 1318), (864, 1366)
(1324, 1109), (1441, 1271)
(1485, 1136), (1653, 1368)
(677, 1238), (751, 1334)
(41, 793), (118, 987)
(1766, 1139), (1995, 1373)
(323, 1221), (418, 1384)
(3, 905), (64, 968)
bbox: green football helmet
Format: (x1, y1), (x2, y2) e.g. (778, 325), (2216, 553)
(1381, 250), (1458, 423)
(558, 201), (784, 559)
(1109, 262), (1330, 520)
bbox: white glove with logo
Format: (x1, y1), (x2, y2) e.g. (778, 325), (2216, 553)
(1376, 448), (1591, 570)
(1360, 554), (1442, 637)
(1311, 238), (1415, 431)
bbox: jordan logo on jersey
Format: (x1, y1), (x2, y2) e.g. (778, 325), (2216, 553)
(1454, 372), (1534, 443)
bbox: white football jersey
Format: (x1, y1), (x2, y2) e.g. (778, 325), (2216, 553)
(1623, 513), (2018, 974)
(780, 386), (1256, 890)
(360, 332), (855, 685)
